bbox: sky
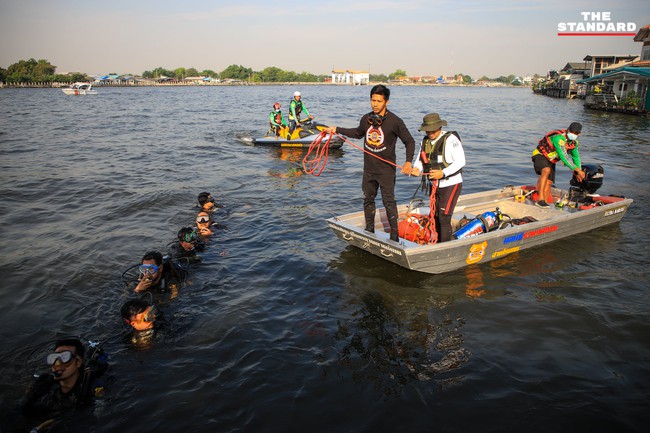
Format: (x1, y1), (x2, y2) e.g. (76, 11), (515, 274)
(0, 0), (648, 78)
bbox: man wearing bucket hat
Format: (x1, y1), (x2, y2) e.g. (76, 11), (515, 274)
(412, 113), (466, 243)
(532, 122), (586, 208)
(324, 84), (416, 242)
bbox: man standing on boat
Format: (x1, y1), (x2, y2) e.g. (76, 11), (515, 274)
(532, 122), (586, 208)
(411, 113), (466, 243)
(288, 91), (313, 137)
(324, 84), (416, 242)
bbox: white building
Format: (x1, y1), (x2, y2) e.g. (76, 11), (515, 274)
(332, 69), (369, 85)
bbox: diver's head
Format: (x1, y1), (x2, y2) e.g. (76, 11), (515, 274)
(140, 250), (163, 284)
(196, 211), (213, 235)
(293, 91), (301, 100)
(177, 227), (198, 251)
(121, 298), (158, 332)
(273, 102), (281, 112)
(47, 338), (84, 381)
(198, 191), (215, 211)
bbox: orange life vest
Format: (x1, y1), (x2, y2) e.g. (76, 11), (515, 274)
(536, 129), (576, 163)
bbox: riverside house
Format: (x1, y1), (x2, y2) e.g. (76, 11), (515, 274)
(578, 24), (650, 114)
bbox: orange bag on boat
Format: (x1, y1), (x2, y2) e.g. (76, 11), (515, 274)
(398, 215), (433, 244)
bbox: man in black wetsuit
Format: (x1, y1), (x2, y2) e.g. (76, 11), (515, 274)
(325, 84), (416, 242)
(20, 338), (107, 431)
(134, 250), (187, 294)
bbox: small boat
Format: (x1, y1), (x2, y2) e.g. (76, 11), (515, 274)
(62, 82), (97, 95)
(327, 164), (633, 274)
(253, 120), (343, 148)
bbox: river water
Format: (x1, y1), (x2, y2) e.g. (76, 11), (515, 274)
(0, 85), (648, 432)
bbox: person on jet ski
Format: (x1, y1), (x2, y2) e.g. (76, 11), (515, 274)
(269, 102), (287, 138)
(288, 91), (313, 137)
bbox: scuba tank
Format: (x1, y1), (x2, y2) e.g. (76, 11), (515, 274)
(453, 211), (498, 239)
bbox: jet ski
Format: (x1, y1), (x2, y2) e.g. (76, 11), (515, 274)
(252, 120), (343, 148)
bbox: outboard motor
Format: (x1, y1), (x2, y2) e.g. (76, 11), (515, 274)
(570, 163), (604, 194)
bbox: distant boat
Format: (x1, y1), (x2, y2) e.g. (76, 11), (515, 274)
(62, 82), (97, 95)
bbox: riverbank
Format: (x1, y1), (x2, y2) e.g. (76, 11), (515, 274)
(0, 81), (527, 89)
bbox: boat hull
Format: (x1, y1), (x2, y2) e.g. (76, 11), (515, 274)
(252, 135), (343, 149)
(61, 88), (97, 95)
(327, 185), (633, 274)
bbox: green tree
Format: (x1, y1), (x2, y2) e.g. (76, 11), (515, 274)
(5, 58), (57, 82)
(259, 66), (283, 82)
(221, 64), (253, 80)
(370, 73), (388, 82)
(200, 69), (217, 78)
(186, 67), (199, 77)
(147, 67), (174, 78)
(296, 71), (319, 82)
(52, 72), (88, 83)
(174, 67), (187, 79)
(34, 59), (55, 79)
(388, 69), (407, 80)
(0, 67), (6, 82)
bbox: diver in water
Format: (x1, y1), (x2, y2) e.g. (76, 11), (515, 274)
(120, 296), (161, 346)
(19, 338), (108, 432)
(167, 227), (204, 263)
(133, 250), (187, 294)
(196, 211), (217, 237)
(121, 297), (158, 333)
(197, 191), (217, 212)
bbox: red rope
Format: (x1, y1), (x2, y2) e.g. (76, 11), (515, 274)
(302, 131), (332, 176)
(427, 180), (439, 244)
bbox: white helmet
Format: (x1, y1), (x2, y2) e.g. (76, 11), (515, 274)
(293, 91), (301, 97)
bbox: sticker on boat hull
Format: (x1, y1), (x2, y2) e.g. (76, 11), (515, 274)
(503, 225), (558, 244)
(604, 206), (626, 217)
(466, 241), (488, 264)
(492, 246), (520, 259)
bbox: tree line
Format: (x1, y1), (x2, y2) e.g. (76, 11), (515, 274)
(0, 59), (89, 83)
(3, 58), (525, 85)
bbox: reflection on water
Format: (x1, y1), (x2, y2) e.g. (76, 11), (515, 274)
(334, 287), (470, 395)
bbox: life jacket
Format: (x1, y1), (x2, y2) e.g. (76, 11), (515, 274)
(290, 99), (302, 118)
(536, 129), (576, 163)
(270, 110), (282, 126)
(422, 131), (462, 178)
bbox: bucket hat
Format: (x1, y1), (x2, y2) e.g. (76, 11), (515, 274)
(419, 113), (448, 132)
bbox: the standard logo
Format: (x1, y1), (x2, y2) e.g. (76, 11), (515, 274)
(557, 12), (636, 36)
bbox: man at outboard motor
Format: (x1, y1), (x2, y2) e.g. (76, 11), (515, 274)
(532, 122), (586, 208)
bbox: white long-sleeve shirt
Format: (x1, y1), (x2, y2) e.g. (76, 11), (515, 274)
(412, 131), (466, 188)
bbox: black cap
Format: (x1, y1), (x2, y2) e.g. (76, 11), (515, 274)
(568, 122), (582, 134)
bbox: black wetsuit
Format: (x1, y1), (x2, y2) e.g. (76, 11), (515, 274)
(147, 261), (187, 293)
(20, 364), (106, 431)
